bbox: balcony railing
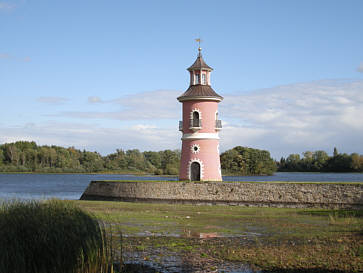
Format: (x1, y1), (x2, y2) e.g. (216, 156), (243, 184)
(189, 119), (202, 131)
(215, 120), (222, 130)
(179, 121), (183, 131)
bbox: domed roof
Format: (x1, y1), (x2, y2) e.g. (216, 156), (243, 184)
(178, 48), (223, 102)
(177, 85), (223, 102)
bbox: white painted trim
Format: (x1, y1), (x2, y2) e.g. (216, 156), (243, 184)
(188, 158), (204, 181)
(191, 144), (201, 154)
(194, 73), (200, 85)
(182, 133), (219, 140)
(190, 108), (202, 119)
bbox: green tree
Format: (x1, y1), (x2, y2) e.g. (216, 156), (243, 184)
(301, 151), (313, 171)
(0, 149), (4, 166)
(312, 150), (329, 171)
(350, 153), (361, 171)
(144, 151), (161, 168)
(80, 151), (104, 172)
(5, 144), (20, 166)
(285, 154), (301, 171)
(160, 150), (180, 175)
(221, 146), (276, 175)
(125, 149), (147, 171)
(333, 147), (339, 157)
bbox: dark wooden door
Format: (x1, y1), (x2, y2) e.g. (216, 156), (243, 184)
(191, 162), (200, 181)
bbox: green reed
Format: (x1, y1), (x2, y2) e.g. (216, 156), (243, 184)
(0, 199), (122, 273)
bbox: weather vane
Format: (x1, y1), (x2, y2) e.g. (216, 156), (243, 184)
(195, 38), (202, 52)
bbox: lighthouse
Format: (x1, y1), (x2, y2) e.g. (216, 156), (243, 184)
(177, 46), (223, 181)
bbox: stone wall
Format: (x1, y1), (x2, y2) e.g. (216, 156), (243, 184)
(80, 181), (363, 209)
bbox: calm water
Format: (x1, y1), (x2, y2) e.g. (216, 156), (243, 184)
(0, 172), (362, 201)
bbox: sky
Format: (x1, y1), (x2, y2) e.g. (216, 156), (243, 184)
(1, 0), (363, 159)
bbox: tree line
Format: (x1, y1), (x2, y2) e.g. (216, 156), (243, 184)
(1, 141), (361, 175)
(0, 141), (277, 175)
(0, 141), (180, 175)
(278, 147), (363, 172)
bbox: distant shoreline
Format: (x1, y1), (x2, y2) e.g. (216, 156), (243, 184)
(1, 171), (362, 175)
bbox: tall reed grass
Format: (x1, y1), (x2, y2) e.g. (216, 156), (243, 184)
(0, 199), (122, 273)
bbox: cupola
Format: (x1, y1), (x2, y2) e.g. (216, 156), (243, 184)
(177, 47), (223, 102)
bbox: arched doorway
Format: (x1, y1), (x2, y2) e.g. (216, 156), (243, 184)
(190, 162), (201, 181)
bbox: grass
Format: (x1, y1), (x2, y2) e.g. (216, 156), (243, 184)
(1, 198), (361, 271)
(0, 199), (122, 273)
(76, 200), (363, 272)
(75, 201), (362, 238)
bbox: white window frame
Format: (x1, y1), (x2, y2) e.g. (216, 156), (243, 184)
(202, 73), (206, 85)
(195, 74), (200, 84)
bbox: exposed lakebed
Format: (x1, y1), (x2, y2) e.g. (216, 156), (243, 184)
(1, 173), (362, 272)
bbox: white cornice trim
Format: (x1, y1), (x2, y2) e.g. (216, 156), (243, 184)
(182, 133), (219, 140)
(177, 96), (223, 102)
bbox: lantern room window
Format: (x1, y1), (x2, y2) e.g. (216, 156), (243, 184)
(202, 74), (206, 85)
(195, 74), (200, 84)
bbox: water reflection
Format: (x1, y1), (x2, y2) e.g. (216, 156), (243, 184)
(123, 249), (259, 273)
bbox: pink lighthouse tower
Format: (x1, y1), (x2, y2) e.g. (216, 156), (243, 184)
(177, 45), (223, 181)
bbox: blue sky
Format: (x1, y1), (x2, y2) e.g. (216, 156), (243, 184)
(1, 0), (363, 159)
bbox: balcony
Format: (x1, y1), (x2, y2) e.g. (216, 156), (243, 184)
(215, 120), (222, 131)
(189, 119), (202, 131)
(179, 121), (183, 131)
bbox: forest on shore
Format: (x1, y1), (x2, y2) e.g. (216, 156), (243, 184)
(0, 141), (362, 175)
(0, 141), (276, 175)
(277, 147), (363, 172)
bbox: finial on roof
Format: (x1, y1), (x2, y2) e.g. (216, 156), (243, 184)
(187, 39), (213, 72)
(195, 38), (202, 56)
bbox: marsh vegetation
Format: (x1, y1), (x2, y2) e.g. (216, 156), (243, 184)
(76, 201), (363, 272)
(0, 199), (361, 272)
(0, 200), (122, 273)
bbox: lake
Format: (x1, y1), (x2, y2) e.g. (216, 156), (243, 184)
(0, 172), (362, 201)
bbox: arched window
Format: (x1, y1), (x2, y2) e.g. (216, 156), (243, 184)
(192, 111), (200, 127)
(189, 109), (202, 130)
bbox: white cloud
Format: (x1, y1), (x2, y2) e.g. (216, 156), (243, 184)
(357, 62), (363, 73)
(37, 96), (69, 105)
(0, 121), (179, 155)
(88, 96), (103, 103)
(2, 80), (363, 159)
(63, 90), (180, 120)
(219, 79), (363, 158)
(131, 124), (157, 130)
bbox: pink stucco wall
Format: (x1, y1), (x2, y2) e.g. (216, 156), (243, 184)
(182, 100), (219, 133)
(179, 139), (222, 181)
(179, 99), (222, 181)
